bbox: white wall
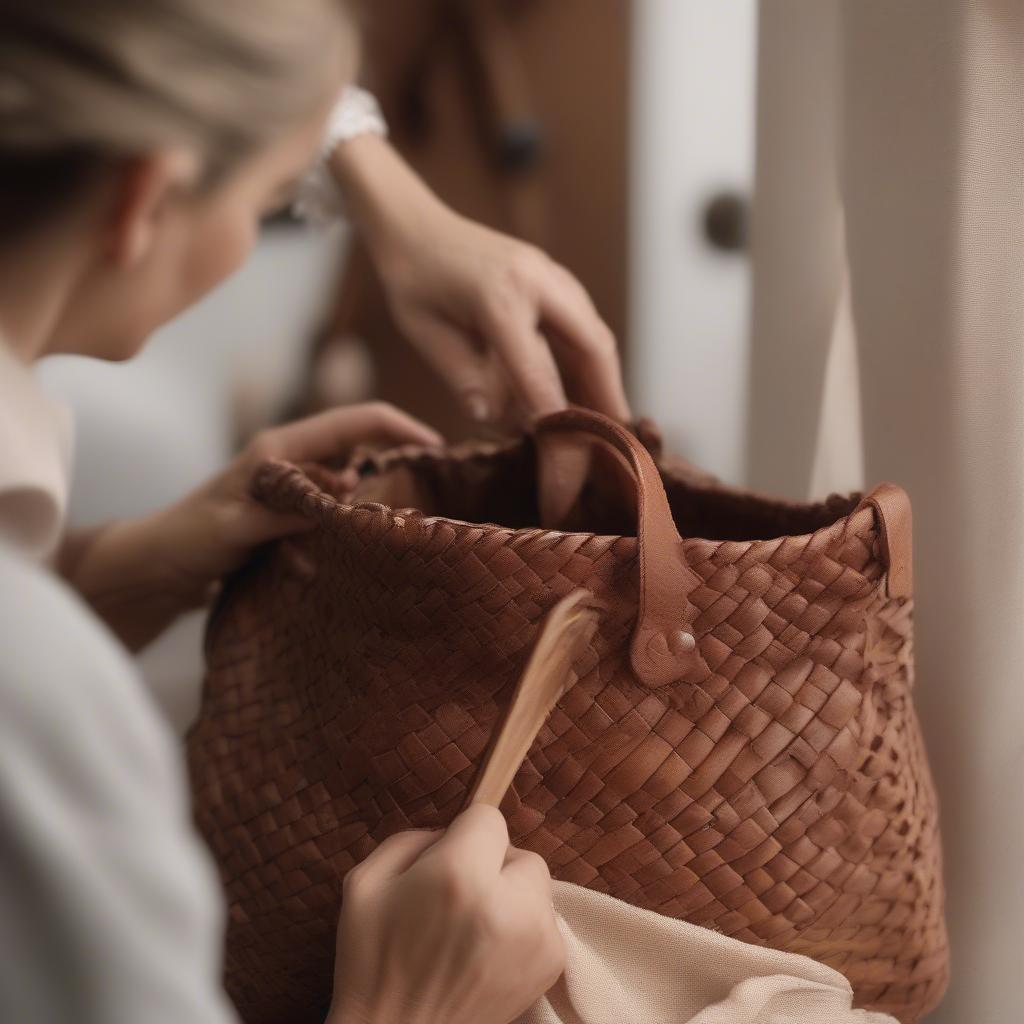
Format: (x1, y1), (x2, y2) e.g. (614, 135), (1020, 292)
(629, 0), (758, 484)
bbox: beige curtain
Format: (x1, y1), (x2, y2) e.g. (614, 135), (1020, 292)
(749, 2), (1024, 1021)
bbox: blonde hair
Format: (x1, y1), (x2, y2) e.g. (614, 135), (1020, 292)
(0, 0), (356, 237)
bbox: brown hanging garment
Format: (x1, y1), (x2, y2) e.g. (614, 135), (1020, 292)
(188, 408), (948, 1024)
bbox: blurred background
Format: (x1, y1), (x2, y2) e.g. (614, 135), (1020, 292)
(36, 3), (1024, 1022)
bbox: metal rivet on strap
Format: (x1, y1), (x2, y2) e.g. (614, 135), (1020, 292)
(669, 629), (696, 654)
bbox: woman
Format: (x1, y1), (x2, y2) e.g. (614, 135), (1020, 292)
(0, 2), (628, 1022)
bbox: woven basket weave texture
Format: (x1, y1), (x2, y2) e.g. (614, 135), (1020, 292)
(188, 416), (948, 1024)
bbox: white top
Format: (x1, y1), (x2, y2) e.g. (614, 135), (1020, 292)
(0, 546), (237, 1024)
(0, 343), (238, 1023)
(0, 342), (72, 560)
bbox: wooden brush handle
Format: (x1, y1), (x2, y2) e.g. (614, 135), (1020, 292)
(467, 590), (598, 809)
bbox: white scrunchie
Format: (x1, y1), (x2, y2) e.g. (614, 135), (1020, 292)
(292, 85), (388, 225)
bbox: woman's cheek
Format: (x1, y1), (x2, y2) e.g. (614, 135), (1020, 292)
(186, 205), (259, 298)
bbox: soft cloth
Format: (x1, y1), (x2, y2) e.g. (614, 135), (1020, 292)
(520, 881), (896, 1024)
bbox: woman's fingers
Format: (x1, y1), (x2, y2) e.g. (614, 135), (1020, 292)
(249, 402), (442, 464)
(536, 434), (593, 529)
(535, 265), (631, 422)
(347, 829), (446, 887)
(478, 299), (569, 424)
(225, 403), (441, 552)
(472, 256), (628, 426)
(422, 804), (511, 881)
(501, 846), (555, 896)
(400, 313), (510, 424)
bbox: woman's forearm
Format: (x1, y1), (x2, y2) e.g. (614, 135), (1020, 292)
(324, 131), (629, 428)
(57, 404), (441, 652)
(327, 134), (448, 264)
(57, 515), (210, 652)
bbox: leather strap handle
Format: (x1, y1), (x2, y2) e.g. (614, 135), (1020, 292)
(534, 408), (710, 687)
(858, 482), (913, 599)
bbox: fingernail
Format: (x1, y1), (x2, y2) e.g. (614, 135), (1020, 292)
(466, 394), (490, 422)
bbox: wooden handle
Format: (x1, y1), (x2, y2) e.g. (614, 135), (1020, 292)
(467, 590), (599, 809)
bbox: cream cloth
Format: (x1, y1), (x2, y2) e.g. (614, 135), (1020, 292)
(519, 882), (894, 1024)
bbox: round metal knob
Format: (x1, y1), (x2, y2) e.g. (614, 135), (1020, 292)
(702, 190), (750, 253)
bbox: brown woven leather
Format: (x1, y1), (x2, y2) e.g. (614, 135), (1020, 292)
(188, 409), (948, 1024)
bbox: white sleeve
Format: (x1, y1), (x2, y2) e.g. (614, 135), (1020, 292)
(293, 84), (388, 225)
(0, 549), (238, 1024)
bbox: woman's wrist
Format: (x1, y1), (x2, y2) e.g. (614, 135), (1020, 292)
(326, 134), (449, 269)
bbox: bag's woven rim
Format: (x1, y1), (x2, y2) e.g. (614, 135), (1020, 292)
(252, 435), (876, 551)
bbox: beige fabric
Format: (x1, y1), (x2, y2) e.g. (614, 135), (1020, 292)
(750, 2), (1024, 1021)
(519, 882), (894, 1024)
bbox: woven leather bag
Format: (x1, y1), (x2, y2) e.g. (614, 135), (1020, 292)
(188, 409), (948, 1024)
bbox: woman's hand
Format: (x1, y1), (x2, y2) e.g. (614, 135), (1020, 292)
(60, 403), (441, 650)
(329, 135), (631, 427)
(328, 806), (565, 1024)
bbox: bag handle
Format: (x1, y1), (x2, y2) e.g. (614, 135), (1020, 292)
(534, 408), (710, 687)
(857, 482), (913, 599)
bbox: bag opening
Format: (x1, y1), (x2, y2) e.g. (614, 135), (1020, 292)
(347, 436), (861, 543)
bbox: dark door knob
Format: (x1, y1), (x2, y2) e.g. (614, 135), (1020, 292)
(702, 190), (749, 253)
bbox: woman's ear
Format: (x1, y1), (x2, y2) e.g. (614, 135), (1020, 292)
(107, 150), (201, 268)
